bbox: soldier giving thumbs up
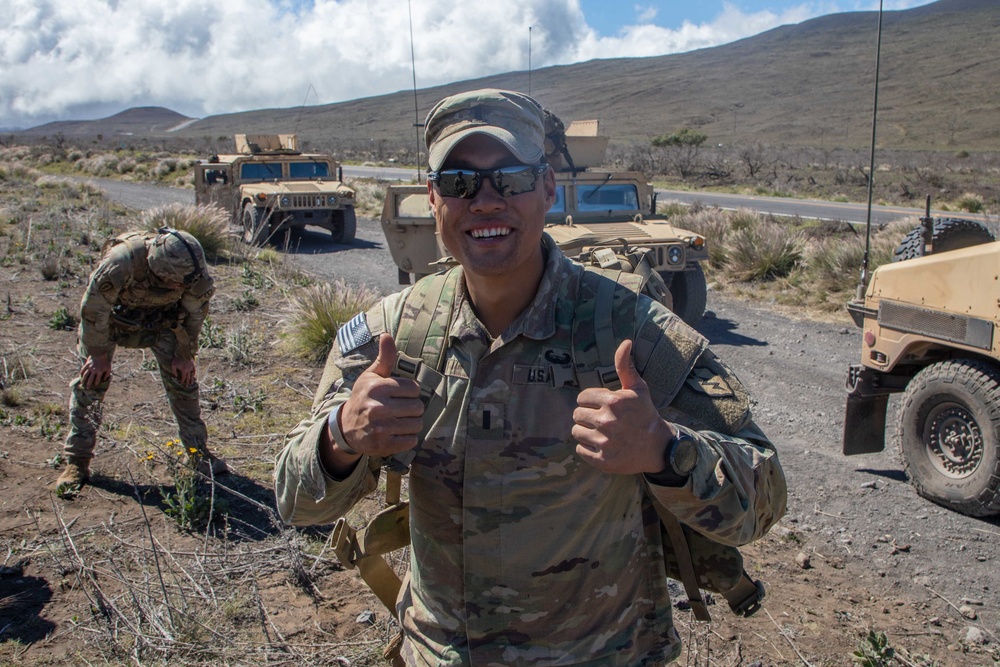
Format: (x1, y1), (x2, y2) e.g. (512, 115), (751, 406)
(320, 334), (425, 476)
(573, 339), (680, 476)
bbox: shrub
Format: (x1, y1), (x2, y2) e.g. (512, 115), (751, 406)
(140, 203), (229, 259)
(48, 307), (78, 331)
(666, 208), (732, 267)
(727, 220), (803, 281)
(348, 178), (390, 218)
(1, 352), (33, 386)
(40, 257), (60, 281)
(955, 192), (984, 213)
(283, 280), (381, 364)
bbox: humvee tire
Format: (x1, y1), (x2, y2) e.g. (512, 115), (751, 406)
(243, 204), (269, 246)
(892, 218), (994, 262)
(897, 358), (1000, 517)
(663, 264), (707, 327)
(331, 208), (357, 244)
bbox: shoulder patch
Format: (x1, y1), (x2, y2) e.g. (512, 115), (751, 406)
(337, 313), (372, 355)
(686, 366), (735, 397)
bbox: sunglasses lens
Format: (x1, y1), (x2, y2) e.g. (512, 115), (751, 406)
(493, 166), (538, 197)
(436, 170), (482, 198)
(432, 165), (544, 198)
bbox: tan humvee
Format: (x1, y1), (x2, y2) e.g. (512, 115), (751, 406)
(380, 118), (710, 326)
(843, 216), (1000, 517)
(194, 134), (356, 245)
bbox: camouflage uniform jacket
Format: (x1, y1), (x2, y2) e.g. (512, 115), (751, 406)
(79, 235), (214, 359)
(275, 239), (786, 666)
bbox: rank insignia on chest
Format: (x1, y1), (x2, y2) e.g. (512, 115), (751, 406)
(337, 313), (372, 355)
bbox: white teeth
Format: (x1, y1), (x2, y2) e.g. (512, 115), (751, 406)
(470, 227), (510, 239)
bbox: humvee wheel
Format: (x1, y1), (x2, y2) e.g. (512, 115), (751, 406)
(663, 264), (707, 328)
(331, 207), (357, 244)
(892, 218), (994, 262)
(898, 359), (1000, 517)
(242, 204), (269, 246)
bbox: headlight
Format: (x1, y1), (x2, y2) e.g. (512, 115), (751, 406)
(668, 246), (683, 265)
(327, 195), (338, 205)
(280, 196), (290, 206)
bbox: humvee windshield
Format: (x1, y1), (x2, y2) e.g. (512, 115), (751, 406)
(549, 183), (640, 213)
(241, 163), (283, 180)
(577, 184), (639, 211)
(289, 162), (330, 179)
(551, 186), (566, 213)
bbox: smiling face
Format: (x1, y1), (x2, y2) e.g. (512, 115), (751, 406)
(428, 134), (555, 290)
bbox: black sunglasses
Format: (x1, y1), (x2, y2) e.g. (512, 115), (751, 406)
(428, 164), (548, 199)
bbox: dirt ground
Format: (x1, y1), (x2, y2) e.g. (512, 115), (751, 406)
(2, 204), (999, 665)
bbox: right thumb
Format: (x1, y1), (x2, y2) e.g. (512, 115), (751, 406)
(368, 333), (398, 378)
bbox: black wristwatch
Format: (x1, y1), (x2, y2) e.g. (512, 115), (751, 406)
(666, 430), (699, 477)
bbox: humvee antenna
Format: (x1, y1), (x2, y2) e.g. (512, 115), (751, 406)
(409, 0), (423, 182)
(528, 26), (533, 95)
(857, 0), (884, 301)
(293, 84), (317, 138)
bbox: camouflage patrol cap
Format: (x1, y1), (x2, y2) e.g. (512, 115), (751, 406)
(425, 89), (546, 171)
(147, 229), (205, 285)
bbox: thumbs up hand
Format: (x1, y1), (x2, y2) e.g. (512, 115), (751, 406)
(337, 334), (425, 458)
(572, 339), (675, 475)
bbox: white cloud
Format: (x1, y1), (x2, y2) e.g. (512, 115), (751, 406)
(0, 0), (933, 129)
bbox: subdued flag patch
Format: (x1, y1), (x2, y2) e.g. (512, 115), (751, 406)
(337, 313), (372, 354)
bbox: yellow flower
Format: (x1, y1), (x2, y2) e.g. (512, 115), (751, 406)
(145, 451), (155, 460)
(188, 447), (198, 454)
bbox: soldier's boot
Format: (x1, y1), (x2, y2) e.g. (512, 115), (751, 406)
(55, 457), (91, 495)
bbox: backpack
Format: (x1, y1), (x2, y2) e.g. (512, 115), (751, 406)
(331, 248), (768, 664)
(99, 230), (154, 284)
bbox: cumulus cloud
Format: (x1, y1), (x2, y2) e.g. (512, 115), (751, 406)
(0, 0), (933, 129)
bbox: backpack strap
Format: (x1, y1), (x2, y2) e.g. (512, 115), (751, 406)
(572, 267), (643, 390)
(386, 267), (462, 471)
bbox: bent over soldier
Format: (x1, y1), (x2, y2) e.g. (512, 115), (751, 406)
(56, 228), (227, 492)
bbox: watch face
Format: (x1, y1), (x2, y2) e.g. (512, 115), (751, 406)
(670, 433), (699, 476)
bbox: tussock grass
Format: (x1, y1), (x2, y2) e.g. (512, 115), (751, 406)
(955, 192), (985, 213)
(726, 219), (803, 281)
(283, 280), (381, 364)
(140, 203), (230, 259)
(349, 178), (391, 218)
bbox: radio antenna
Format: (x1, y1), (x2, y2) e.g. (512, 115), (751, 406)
(856, 0), (884, 301)
(409, 0), (423, 182)
(293, 83), (317, 137)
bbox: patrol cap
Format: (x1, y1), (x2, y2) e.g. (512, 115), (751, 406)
(148, 228), (205, 285)
(425, 89), (547, 171)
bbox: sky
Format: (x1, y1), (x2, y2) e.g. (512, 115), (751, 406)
(0, 0), (937, 130)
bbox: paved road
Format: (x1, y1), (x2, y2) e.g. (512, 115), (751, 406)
(344, 165), (984, 226)
(653, 189), (990, 226)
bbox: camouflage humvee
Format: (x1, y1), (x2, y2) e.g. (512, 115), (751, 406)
(381, 117), (710, 326)
(195, 134), (356, 245)
(843, 215), (1000, 517)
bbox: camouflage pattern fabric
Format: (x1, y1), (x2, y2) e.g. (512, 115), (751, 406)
(275, 236), (785, 666)
(64, 234), (214, 459)
(82, 232), (213, 360)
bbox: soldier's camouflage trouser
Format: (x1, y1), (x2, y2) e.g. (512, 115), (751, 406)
(64, 325), (207, 460)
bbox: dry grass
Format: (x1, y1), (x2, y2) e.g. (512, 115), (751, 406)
(2, 145), (992, 666)
(282, 280), (382, 364)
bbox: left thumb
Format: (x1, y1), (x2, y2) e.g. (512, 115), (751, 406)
(614, 339), (644, 391)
